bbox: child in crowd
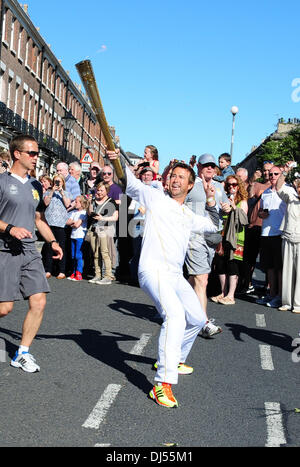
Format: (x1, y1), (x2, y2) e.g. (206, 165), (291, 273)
(66, 195), (88, 281)
(213, 153), (235, 183)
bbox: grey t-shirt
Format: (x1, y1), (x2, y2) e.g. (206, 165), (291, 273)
(0, 172), (44, 250)
(185, 177), (229, 231)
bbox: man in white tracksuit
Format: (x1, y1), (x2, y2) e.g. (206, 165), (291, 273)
(108, 150), (218, 407)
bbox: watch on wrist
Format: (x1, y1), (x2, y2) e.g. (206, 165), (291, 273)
(282, 171), (288, 177)
(48, 240), (57, 245)
(5, 224), (14, 236)
(206, 197), (215, 203)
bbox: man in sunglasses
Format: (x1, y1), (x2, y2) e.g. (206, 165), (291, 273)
(185, 153), (230, 338)
(99, 164), (122, 205)
(0, 135), (63, 373)
(257, 166), (287, 309)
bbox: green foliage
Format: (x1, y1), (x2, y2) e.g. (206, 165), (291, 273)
(256, 127), (300, 167)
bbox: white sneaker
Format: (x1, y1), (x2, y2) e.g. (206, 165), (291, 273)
(88, 276), (101, 284)
(10, 352), (40, 373)
(200, 319), (222, 338)
(278, 305), (292, 311)
(95, 277), (112, 285)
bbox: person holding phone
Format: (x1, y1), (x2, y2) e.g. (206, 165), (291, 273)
(42, 174), (71, 279)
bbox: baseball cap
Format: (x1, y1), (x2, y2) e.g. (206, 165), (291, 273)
(198, 154), (216, 166)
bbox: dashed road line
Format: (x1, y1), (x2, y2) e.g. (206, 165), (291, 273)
(83, 333), (152, 431)
(256, 314), (266, 328)
(82, 384), (122, 430)
(259, 345), (274, 371)
(265, 402), (286, 447)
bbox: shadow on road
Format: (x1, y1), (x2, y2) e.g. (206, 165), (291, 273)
(0, 327), (154, 394)
(225, 323), (293, 352)
(108, 299), (162, 324)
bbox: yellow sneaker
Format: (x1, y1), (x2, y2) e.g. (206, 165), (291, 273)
(177, 363), (194, 375)
(152, 361), (193, 375)
(149, 383), (178, 408)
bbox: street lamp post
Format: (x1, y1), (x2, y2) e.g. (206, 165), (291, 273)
(61, 110), (76, 162)
(230, 106), (239, 158)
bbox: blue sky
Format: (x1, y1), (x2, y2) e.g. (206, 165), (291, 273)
(26, 0), (300, 171)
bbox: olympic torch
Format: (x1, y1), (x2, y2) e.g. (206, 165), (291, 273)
(75, 60), (124, 180)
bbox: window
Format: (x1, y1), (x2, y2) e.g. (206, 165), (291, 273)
(14, 83), (20, 114)
(25, 37), (30, 68)
(17, 26), (23, 60)
(21, 89), (27, 119)
(7, 78), (12, 108)
(10, 17), (15, 51)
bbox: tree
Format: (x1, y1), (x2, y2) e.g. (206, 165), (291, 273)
(256, 127), (300, 168)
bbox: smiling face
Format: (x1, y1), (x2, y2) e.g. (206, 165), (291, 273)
(197, 162), (216, 181)
(102, 166), (113, 185)
(169, 166), (194, 203)
(226, 177), (239, 199)
(96, 185), (108, 200)
(269, 167), (281, 187)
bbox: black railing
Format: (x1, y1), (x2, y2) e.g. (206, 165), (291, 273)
(0, 102), (76, 163)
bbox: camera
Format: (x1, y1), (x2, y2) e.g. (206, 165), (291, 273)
(90, 212), (97, 218)
(1, 161), (8, 169)
(54, 180), (60, 187)
(138, 162), (150, 168)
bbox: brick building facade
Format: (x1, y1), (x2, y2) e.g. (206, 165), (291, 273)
(0, 0), (115, 176)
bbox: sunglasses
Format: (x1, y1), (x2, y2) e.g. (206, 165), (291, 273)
(156, 177), (162, 181)
(202, 163), (216, 168)
(103, 172), (112, 175)
(227, 182), (238, 187)
(269, 172), (280, 177)
(20, 150), (39, 157)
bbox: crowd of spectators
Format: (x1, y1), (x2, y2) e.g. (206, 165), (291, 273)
(2, 142), (299, 315)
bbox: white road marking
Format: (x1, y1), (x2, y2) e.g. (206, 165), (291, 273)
(259, 345), (274, 371)
(83, 333), (152, 430)
(265, 402), (286, 447)
(256, 314), (266, 328)
(82, 384), (122, 430)
(94, 443), (111, 447)
(130, 333), (152, 355)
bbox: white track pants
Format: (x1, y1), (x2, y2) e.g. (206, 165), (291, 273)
(282, 239), (300, 309)
(139, 269), (206, 385)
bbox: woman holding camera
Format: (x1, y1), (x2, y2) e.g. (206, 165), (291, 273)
(42, 174), (71, 279)
(86, 182), (119, 285)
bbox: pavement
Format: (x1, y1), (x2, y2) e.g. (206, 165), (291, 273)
(0, 263), (300, 448)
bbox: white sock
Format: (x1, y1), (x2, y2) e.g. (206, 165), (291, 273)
(18, 345), (29, 355)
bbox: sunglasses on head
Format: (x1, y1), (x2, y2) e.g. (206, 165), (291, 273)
(227, 182), (238, 187)
(264, 160), (274, 164)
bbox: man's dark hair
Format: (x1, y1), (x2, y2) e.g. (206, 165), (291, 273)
(171, 162), (196, 185)
(9, 135), (37, 161)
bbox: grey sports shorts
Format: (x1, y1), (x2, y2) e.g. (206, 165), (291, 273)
(185, 234), (215, 276)
(0, 247), (50, 302)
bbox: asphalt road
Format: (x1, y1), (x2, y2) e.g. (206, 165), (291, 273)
(0, 271), (299, 448)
